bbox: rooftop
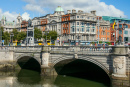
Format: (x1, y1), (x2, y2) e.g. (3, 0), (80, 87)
(55, 6), (64, 12)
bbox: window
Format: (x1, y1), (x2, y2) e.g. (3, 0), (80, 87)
(77, 16), (79, 18)
(73, 22), (75, 25)
(107, 38), (109, 40)
(86, 23), (90, 26)
(86, 28), (89, 32)
(124, 30), (128, 34)
(92, 29), (95, 32)
(126, 25), (128, 28)
(72, 28), (75, 32)
(82, 28), (84, 32)
(119, 24), (122, 28)
(119, 30), (122, 34)
(77, 22), (79, 25)
(81, 22), (84, 25)
(107, 32), (109, 35)
(124, 37), (128, 42)
(77, 28), (79, 32)
(88, 17), (89, 19)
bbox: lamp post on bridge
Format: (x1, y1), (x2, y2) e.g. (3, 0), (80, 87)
(10, 33), (14, 46)
(114, 21), (126, 45)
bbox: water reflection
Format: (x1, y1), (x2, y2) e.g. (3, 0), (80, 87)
(0, 70), (129, 87)
(17, 69), (41, 84)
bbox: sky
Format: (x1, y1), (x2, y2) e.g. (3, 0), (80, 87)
(0, 0), (130, 22)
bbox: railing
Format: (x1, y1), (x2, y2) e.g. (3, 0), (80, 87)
(50, 46), (113, 54)
(0, 46), (129, 55)
(0, 46), (42, 52)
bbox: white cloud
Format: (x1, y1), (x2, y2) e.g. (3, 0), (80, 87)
(22, 12), (30, 20)
(0, 8), (31, 22)
(23, 4), (45, 14)
(23, 0), (126, 17)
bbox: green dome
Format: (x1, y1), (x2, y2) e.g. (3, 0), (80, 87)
(55, 6), (64, 12)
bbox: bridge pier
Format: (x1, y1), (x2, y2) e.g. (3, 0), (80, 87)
(112, 46), (128, 79)
(112, 56), (127, 77)
(41, 46), (58, 76)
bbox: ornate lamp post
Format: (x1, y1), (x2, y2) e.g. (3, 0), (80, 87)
(10, 33), (14, 46)
(114, 22), (126, 45)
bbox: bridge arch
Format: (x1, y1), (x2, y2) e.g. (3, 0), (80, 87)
(15, 53), (41, 64)
(16, 54), (41, 72)
(52, 55), (109, 76)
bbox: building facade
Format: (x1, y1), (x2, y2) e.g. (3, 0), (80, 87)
(1, 14), (24, 33)
(102, 16), (130, 45)
(96, 16), (110, 43)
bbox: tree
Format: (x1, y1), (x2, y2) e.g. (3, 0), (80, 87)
(43, 31), (58, 41)
(34, 27), (42, 40)
(17, 32), (27, 41)
(12, 29), (19, 41)
(99, 41), (102, 44)
(3, 31), (10, 45)
(0, 27), (4, 40)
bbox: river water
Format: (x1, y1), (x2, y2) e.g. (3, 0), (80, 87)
(0, 69), (112, 87)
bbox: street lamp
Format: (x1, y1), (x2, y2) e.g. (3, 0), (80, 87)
(10, 33), (14, 46)
(45, 30), (49, 46)
(114, 22), (126, 45)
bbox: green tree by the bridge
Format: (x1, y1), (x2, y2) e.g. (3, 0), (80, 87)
(17, 31), (27, 41)
(12, 29), (19, 41)
(0, 27), (4, 40)
(34, 27), (42, 40)
(3, 31), (10, 45)
(43, 31), (58, 40)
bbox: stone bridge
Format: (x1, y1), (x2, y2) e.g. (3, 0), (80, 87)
(0, 46), (129, 79)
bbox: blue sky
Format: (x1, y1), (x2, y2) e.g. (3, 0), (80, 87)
(0, 0), (130, 21)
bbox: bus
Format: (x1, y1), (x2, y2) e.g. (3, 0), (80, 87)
(47, 40), (55, 46)
(13, 41), (21, 46)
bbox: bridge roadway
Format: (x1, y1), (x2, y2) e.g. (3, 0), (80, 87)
(0, 46), (129, 79)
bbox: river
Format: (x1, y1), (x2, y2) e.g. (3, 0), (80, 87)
(0, 69), (112, 87)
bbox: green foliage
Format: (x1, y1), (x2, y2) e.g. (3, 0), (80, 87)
(12, 29), (19, 41)
(99, 41), (102, 43)
(17, 32), (27, 41)
(106, 42), (111, 45)
(0, 27), (4, 40)
(34, 27), (42, 40)
(91, 42), (95, 45)
(43, 31), (58, 40)
(3, 32), (10, 45)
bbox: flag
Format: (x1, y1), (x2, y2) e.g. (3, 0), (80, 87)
(113, 20), (116, 30)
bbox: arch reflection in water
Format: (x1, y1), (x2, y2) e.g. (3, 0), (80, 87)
(17, 69), (41, 85)
(0, 71), (129, 87)
(54, 59), (111, 86)
(17, 56), (41, 72)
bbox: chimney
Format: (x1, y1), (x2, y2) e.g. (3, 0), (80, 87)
(67, 10), (71, 14)
(78, 10), (83, 13)
(72, 9), (76, 13)
(91, 10), (96, 15)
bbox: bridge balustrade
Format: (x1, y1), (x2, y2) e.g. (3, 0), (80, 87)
(49, 46), (112, 54)
(79, 46), (112, 54)
(14, 46), (42, 52)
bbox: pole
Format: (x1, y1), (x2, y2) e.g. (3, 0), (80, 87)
(0, 25), (2, 46)
(27, 26), (28, 46)
(33, 22), (34, 46)
(50, 36), (51, 46)
(114, 30), (115, 45)
(46, 32), (47, 45)
(98, 17), (99, 44)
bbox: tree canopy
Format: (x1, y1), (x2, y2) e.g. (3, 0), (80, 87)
(43, 31), (58, 40)
(34, 27), (42, 40)
(12, 29), (19, 41)
(3, 31), (10, 45)
(17, 31), (27, 41)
